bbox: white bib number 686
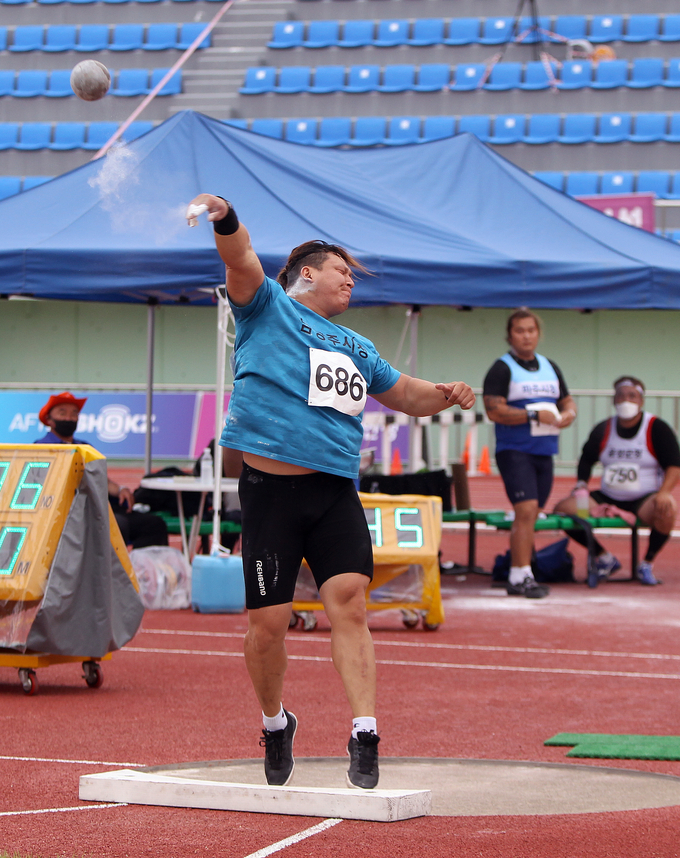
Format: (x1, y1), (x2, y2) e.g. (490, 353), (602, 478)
(308, 347), (367, 417)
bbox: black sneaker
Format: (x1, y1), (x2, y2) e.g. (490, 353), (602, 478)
(506, 576), (550, 599)
(346, 730), (380, 789)
(259, 709), (297, 786)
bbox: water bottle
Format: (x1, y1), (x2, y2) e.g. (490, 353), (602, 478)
(200, 447), (213, 483)
(574, 482), (589, 519)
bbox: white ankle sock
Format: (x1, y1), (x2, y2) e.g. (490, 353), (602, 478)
(509, 565), (533, 586)
(263, 705), (287, 732)
(352, 717), (377, 739)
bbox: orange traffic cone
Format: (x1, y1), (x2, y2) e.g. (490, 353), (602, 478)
(478, 445), (491, 476)
(390, 447), (403, 475)
(461, 432), (471, 470)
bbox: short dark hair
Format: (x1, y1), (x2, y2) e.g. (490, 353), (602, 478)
(277, 240), (369, 291)
(613, 375), (646, 394)
(506, 307), (542, 342)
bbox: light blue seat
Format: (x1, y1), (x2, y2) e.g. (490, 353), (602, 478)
(222, 119), (248, 130)
(479, 17), (513, 45)
(75, 25), (109, 52)
(102, 0), (129, 4)
(664, 114), (680, 142)
(591, 59), (628, 89)
(338, 20), (374, 48)
(16, 123), (52, 150)
(285, 119), (317, 144)
(450, 63), (485, 91)
(385, 116), (420, 146)
(566, 172), (599, 196)
(413, 63), (450, 92)
(2, 0), (32, 4)
(594, 113), (631, 143)
(552, 16), (586, 42)
(408, 19), (444, 46)
(457, 115), (490, 142)
(268, 21), (304, 49)
(250, 119), (283, 139)
(488, 114), (525, 144)
(109, 24), (144, 51)
(83, 121), (119, 150)
(303, 20), (340, 48)
(419, 115), (455, 142)
(637, 171), (670, 197)
(659, 15), (680, 42)
(627, 58), (664, 89)
(274, 66), (312, 93)
(0, 71), (15, 96)
(344, 65), (380, 92)
(14, 70), (48, 97)
(67, 0), (98, 5)
(378, 64), (416, 92)
(50, 122), (86, 149)
(112, 69), (149, 96)
(623, 15), (660, 43)
(374, 20), (409, 47)
(515, 15), (551, 44)
(0, 176), (21, 200)
(557, 114), (596, 144)
(22, 176), (52, 190)
(533, 171), (564, 191)
(662, 59), (680, 88)
(524, 114), (560, 144)
(316, 117), (352, 147)
(122, 121), (154, 141)
(589, 15), (623, 43)
(9, 26), (44, 52)
(520, 61), (557, 90)
(601, 171), (634, 194)
(444, 18), (480, 46)
(45, 69), (74, 97)
(145, 24), (178, 50)
(240, 67), (276, 94)
(629, 113), (667, 142)
(668, 230), (680, 242)
(349, 117), (386, 147)
(484, 62), (522, 91)
(178, 23), (211, 49)
(557, 61), (593, 90)
(309, 65), (345, 93)
(0, 124), (20, 149)
(151, 68), (181, 95)
(44, 25), (77, 51)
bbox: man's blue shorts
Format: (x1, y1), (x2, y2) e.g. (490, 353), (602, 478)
(496, 449), (554, 509)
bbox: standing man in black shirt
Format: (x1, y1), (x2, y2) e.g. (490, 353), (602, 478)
(554, 376), (680, 585)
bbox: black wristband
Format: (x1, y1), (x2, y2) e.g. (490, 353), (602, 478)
(213, 197), (239, 236)
(527, 410), (538, 424)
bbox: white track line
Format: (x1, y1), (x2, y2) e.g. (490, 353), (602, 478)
(241, 818), (342, 858)
(0, 755), (144, 767)
(0, 803), (126, 818)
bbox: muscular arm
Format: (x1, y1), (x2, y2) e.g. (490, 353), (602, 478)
(373, 373), (475, 417)
(483, 394), (531, 425)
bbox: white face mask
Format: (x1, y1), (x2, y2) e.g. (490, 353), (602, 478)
(615, 401), (640, 420)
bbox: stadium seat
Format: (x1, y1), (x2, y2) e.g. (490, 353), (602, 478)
(419, 115), (455, 142)
(663, 59), (680, 88)
(344, 65), (380, 92)
(14, 70), (48, 97)
(68, 0), (99, 5)
(515, 15), (551, 44)
(664, 114), (680, 142)
(479, 17), (514, 45)
(0, 28), (6, 51)
(240, 67), (276, 94)
(385, 117), (420, 146)
(0, 71), (15, 97)
(285, 119), (317, 145)
(49, 122), (86, 149)
(523, 114), (560, 144)
(659, 14), (680, 42)
(667, 172), (680, 198)
(601, 171), (634, 194)
(338, 20), (374, 48)
(668, 230), (680, 243)
(16, 123), (52, 150)
(450, 63), (485, 91)
(0, 176), (21, 200)
(2, 0), (32, 4)
(408, 18), (444, 47)
(309, 66), (345, 93)
(222, 119), (248, 130)
(145, 24), (178, 50)
(594, 113), (632, 143)
(83, 121), (119, 150)
(9, 26), (44, 52)
(623, 14), (660, 43)
(566, 172), (599, 196)
(413, 63), (451, 92)
(627, 58), (664, 89)
(274, 66), (312, 93)
(348, 117), (387, 147)
(22, 176), (52, 190)
(484, 62), (522, 91)
(520, 61), (557, 90)
(102, 0), (130, 4)
(444, 18), (480, 46)
(250, 119), (283, 139)
(629, 113), (667, 142)
(591, 59), (628, 89)
(122, 121), (154, 141)
(44, 25), (77, 52)
(316, 117), (352, 147)
(589, 15), (623, 43)
(457, 115), (490, 142)
(374, 20), (409, 47)
(109, 24), (144, 51)
(112, 69), (149, 96)
(178, 23), (211, 49)
(552, 16), (587, 42)
(151, 68), (181, 95)
(489, 114), (525, 144)
(45, 69), (74, 97)
(557, 114), (596, 144)
(637, 171), (671, 197)
(75, 25), (109, 52)
(557, 61), (593, 89)
(303, 21), (340, 48)
(268, 21), (304, 49)
(378, 65), (416, 92)
(533, 171), (564, 192)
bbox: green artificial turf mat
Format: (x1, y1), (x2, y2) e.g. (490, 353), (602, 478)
(545, 733), (680, 760)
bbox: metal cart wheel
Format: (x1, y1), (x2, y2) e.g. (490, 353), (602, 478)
(401, 610), (420, 629)
(18, 668), (38, 695)
(422, 619), (440, 631)
(82, 660), (103, 689)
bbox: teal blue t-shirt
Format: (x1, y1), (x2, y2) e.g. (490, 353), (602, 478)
(220, 276), (400, 478)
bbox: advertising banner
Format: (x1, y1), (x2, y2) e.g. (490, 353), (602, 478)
(576, 193), (656, 233)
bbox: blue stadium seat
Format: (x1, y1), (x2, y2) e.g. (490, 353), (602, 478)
(457, 115), (490, 142)
(309, 66), (345, 93)
(83, 122), (119, 150)
(0, 28), (6, 51)
(338, 20), (374, 48)
(566, 172), (599, 196)
(274, 66), (312, 93)
(627, 58), (664, 89)
(594, 113), (632, 143)
(222, 119), (248, 130)
(385, 116), (420, 146)
(9, 26), (44, 52)
(623, 15), (660, 42)
(75, 25), (109, 52)
(667, 173), (680, 198)
(109, 24), (144, 51)
(44, 25), (77, 51)
(316, 117), (352, 147)
(408, 19), (444, 47)
(102, 0), (130, 4)
(663, 59), (680, 88)
(145, 24), (178, 50)
(374, 20), (409, 47)
(151, 68), (181, 95)
(303, 20), (340, 48)
(16, 123), (52, 150)
(515, 16), (551, 43)
(250, 119), (283, 139)
(591, 59), (628, 89)
(444, 18), (480, 46)
(629, 113), (667, 142)
(659, 14), (680, 42)
(0, 124), (20, 149)
(664, 114), (680, 142)
(349, 117), (387, 147)
(479, 17), (513, 45)
(533, 172), (564, 192)
(0, 176), (21, 200)
(488, 114), (525, 144)
(45, 69), (74, 97)
(419, 116), (455, 142)
(135, 0), (162, 4)
(520, 61), (557, 90)
(122, 121), (154, 141)
(67, 0), (98, 5)
(637, 171), (670, 197)
(240, 67), (276, 94)
(484, 62), (522, 91)
(413, 64), (450, 92)
(378, 65), (416, 92)
(178, 23), (211, 49)
(285, 119), (317, 145)
(557, 61), (593, 90)
(450, 63), (485, 91)
(50, 122), (86, 149)
(2, 0), (32, 5)
(0, 71), (15, 97)
(557, 114), (596, 144)
(601, 171), (634, 194)
(668, 230), (680, 243)
(589, 15), (623, 43)
(344, 65), (380, 92)
(112, 69), (149, 96)
(14, 70), (48, 97)
(552, 16), (586, 42)
(22, 176), (52, 190)
(523, 114), (560, 144)
(268, 21), (304, 49)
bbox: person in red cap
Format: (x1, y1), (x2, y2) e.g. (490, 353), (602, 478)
(35, 392), (168, 550)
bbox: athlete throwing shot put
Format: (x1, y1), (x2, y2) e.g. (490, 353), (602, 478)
(186, 194), (475, 789)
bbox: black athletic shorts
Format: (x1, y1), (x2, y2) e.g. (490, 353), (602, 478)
(590, 489), (653, 515)
(496, 448), (554, 508)
(238, 463), (373, 609)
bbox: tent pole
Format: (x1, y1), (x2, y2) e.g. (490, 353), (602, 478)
(212, 286), (228, 554)
(144, 300), (157, 475)
(408, 305), (421, 472)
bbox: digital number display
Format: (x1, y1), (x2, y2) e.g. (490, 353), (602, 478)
(365, 507), (383, 548)
(395, 508), (424, 548)
(0, 526), (28, 575)
(0, 462), (9, 492)
(10, 462), (50, 510)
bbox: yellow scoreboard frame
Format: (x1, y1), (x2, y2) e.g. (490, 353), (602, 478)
(292, 492), (444, 628)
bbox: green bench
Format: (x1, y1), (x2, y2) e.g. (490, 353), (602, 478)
(155, 512), (241, 554)
(441, 509), (506, 574)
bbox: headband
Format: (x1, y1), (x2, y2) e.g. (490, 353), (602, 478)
(615, 380), (644, 394)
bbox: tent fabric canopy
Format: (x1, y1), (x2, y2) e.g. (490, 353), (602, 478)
(1, 109), (679, 309)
